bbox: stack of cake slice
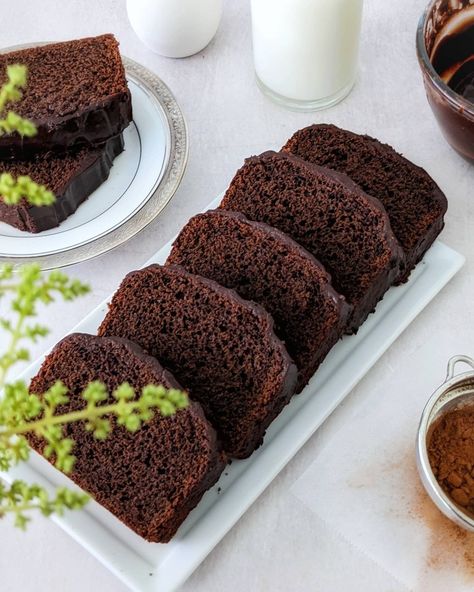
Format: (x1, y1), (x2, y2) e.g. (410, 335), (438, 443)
(28, 124), (448, 543)
(220, 150), (405, 333)
(167, 209), (351, 391)
(0, 35), (132, 232)
(98, 263), (298, 458)
(282, 124), (448, 282)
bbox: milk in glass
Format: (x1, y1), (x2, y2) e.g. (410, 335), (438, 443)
(251, 0), (363, 110)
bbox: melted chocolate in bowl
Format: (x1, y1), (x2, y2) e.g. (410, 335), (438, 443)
(431, 6), (474, 102)
(449, 61), (474, 102)
(418, 1), (474, 162)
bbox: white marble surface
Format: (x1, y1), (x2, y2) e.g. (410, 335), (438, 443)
(1, 0), (474, 590)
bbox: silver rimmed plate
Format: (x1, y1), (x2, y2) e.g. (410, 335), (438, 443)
(0, 51), (188, 269)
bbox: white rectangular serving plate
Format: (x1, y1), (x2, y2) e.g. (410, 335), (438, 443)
(4, 195), (465, 592)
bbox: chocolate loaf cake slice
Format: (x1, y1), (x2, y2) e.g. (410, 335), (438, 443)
(28, 333), (225, 543)
(0, 35), (132, 158)
(167, 209), (350, 392)
(220, 151), (404, 333)
(99, 264), (298, 458)
(0, 134), (123, 233)
(282, 124), (448, 282)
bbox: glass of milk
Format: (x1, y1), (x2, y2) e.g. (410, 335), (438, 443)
(251, 0), (364, 111)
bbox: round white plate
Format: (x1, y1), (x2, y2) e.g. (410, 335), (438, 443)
(0, 54), (188, 269)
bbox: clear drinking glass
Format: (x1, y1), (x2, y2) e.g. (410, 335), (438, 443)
(251, 0), (364, 111)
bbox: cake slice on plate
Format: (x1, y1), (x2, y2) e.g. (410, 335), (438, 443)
(0, 134), (124, 232)
(220, 150), (404, 333)
(167, 209), (350, 392)
(98, 264), (298, 458)
(0, 34), (132, 157)
(27, 333), (225, 543)
(282, 124), (448, 282)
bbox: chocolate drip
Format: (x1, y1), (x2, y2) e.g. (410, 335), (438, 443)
(0, 94), (131, 160)
(0, 134), (124, 233)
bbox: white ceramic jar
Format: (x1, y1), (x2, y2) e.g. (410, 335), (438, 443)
(127, 0), (223, 58)
(251, 0), (364, 110)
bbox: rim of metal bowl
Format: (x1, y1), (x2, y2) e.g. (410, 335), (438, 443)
(416, 0), (474, 119)
(0, 44), (189, 270)
(417, 357), (474, 531)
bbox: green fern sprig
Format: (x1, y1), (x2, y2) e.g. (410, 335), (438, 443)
(0, 481), (89, 530)
(0, 379), (188, 473)
(0, 262), (188, 528)
(0, 174), (55, 206)
(0, 64), (56, 208)
(0, 379), (188, 529)
(0, 65), (37, 137)
(0, 264), (90, 388)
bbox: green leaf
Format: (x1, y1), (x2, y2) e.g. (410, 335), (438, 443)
(6, 64), (27, 88)
(14, 512), (29, 530)
(113, 382), (135, 401)
(44, 381), (69, 408)
(0, 173), (55, 206)
(123, 414), (141, 432)
(82, 381), (108, 405)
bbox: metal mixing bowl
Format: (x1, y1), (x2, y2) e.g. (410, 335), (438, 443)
(417, 355), (474, 531)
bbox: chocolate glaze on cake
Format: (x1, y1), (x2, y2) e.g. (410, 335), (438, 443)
(27, 333), (225, 543)
(167, 209), (350, 391)
(221, 151), (404, 333)
(0, 134), (123, 233)
(0, 35), (132, 158)
(98, 264), (298, 458)
(282, 124), (448, 282)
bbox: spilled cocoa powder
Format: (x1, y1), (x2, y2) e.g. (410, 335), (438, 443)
(427, 406), (474, 515)
(405, 446), (474, 580)
(410, 477), (474, 576)
(348, 446), (474, 579)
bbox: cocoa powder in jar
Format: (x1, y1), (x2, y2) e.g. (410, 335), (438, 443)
(428, 406), (474, 515)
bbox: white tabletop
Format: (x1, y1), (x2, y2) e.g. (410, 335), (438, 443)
(1, 0), (473, 590)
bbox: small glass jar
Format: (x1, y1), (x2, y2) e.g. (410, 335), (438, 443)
(251, 0), (364, 111)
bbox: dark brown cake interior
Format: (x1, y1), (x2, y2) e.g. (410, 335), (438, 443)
(28, 333), (225, 543)
(282, 124), (448, 280)
(0, 134), (124, 233)
(99, 264), (297, 458)
(0, 138), (118, 193)
(167, 209), (350, 391)
(0, 35), (129, 122)
(220, 151), (404, 331)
